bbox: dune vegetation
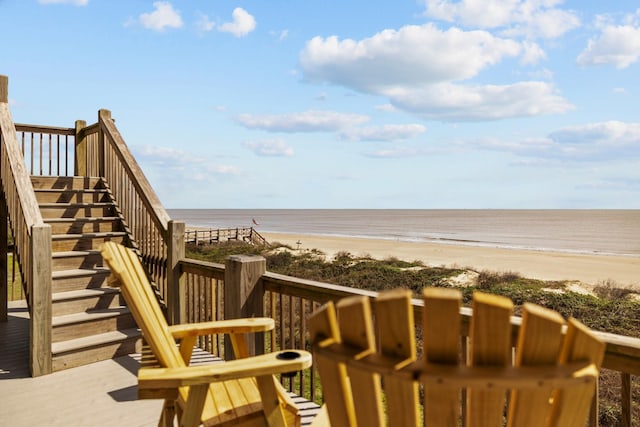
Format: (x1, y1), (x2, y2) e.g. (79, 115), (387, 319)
(187, 240), (640, 425)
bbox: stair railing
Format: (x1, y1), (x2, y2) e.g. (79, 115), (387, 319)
(93, 109), (184, 323)
(0, 75), (52, 376)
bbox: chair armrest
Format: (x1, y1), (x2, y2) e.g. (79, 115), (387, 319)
(167, 317), (274, 339)
(138, 350), (312, 389)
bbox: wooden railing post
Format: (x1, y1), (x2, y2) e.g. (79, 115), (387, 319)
(167, 220), (185, 325)
(224, 255), (266, 358)
(0, 75), (8, 322)
(0, 192), (7, 323)
(621, 372), (631, 427)
(0, 75), (7, 103)
(74, 120), (87, 176)
(30, 224), (52, 376)
(98, 109), (110, 177)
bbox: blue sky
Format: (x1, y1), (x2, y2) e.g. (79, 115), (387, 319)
(2, 1), (640, 208)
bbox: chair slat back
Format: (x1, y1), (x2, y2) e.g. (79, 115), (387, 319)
(422, 288), (461, 426)
(102, 242), (186, 370)
(375, 290), (419, 426)
(507, 303), (565, 426)
(309, 288), (605, 427)
(467, 292), (514, 427)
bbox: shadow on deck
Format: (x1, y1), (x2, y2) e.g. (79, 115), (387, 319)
(0, 301), (320, 426)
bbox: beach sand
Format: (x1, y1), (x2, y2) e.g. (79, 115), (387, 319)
(261, 232), (640, 289)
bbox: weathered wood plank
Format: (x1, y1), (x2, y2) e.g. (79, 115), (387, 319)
(29, 224), (52, 376)
(224, 255), (266, 357)
(0, 75), (7, 103)
(14, 123), (75, 135)
(423, 288), (462, 426)
(167, 220), (185, 325)
(0, 192), (7, 323)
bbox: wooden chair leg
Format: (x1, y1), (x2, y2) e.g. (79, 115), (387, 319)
(159, 399), (176, 427)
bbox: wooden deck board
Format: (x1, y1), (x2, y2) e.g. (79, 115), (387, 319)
(0, 301), (321, 426)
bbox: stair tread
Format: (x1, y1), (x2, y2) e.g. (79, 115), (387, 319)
(52, 250), (101, 258)
(52, 306), (131, 326)
(52, 231), (127, 239)
(51, 327), (141, 355)
(34, 188), (108, 193)
(39, 202), (113, 207)
(45, 217), (119, 223)
(52, 288), (120, 302)
(52, 267), (111, 279)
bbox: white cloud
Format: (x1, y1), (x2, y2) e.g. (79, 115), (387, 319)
(549, 121), (640, 146)
(424, 0), (580, 39)
(365, 146), (442, 158)
(385, 81), (573, 121)
(300, 24), (522, 92)
(340, 124), (427, 142)
(219, 7), (256, 37)
(196, 12), (215, 33)
(375, 104), (398, 112)
(520, 41), (546, 65)
(270, 29), (289, 41)
(244, 139), (294, 157)
(207, 165), (241, 175)
(236, 110), (369, 132)
(299, 24), (570, 121)
(140, 1), (183, 32)
(38, 0), (88, 5)
(577, 19), (640, 68)
(461, 121), (640, 161)
(134, 145), (240, 181)
(136, 145), (192, 162)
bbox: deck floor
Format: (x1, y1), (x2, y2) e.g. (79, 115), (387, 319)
(0, 301), (320, 426)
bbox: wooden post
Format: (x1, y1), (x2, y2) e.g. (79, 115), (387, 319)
(621, 372), (631, 427)
(1, 77), (8, 322)
(30, 224), (52, 376)
(224, 255), (266, 358)
(0, 193), (7, 322)
(74, 120), (87, 176)
(167, 220), (185, 325)
(0, 75), (8, 103)
(98, 109), (111, 177)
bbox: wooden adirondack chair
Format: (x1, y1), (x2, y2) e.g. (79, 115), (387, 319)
(309, 288), (605, 427)
(101, 242), (312, 427)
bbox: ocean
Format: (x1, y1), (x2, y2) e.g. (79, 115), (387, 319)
(168, 209), (640, 257)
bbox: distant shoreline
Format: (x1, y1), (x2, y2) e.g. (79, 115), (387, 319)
(259, 231), (640, 289)
(257, 229), (640, 258)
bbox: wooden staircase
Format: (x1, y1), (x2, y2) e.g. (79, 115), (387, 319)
(31, 176), (141, 372)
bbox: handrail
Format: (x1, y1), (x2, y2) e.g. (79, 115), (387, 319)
(15, 124), (74, 135)
(0, 90), (44, 292)
(98, 109), (170, 233)
(0, 75), (52, 375)
(98, 109), (174, 302)
(0, 115), (44, 232)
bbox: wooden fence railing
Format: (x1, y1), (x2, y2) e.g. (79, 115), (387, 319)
(176, 254), (640, 426)
(0, 75), (52, 376)
(185, 227), (267, 246)
(14, 124), (75, 176)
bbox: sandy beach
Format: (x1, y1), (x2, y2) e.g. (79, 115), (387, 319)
(261, 232), (640, 289)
